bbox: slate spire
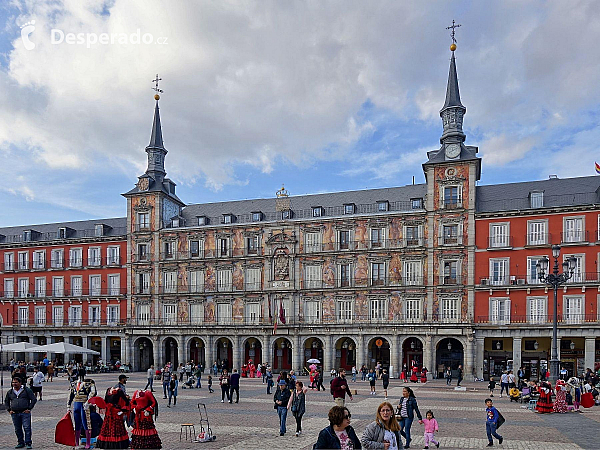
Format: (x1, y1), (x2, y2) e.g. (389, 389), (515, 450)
(148, 101), (164, 149)
(440, 48), (466, 144)
(442, 52), (464, 110)
(145, 94), (168, 181)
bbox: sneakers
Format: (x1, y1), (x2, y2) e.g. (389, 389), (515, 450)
(436, 444), (440, 448)
(280, 433), (284, 436)
(424, 447), (429, 449)
(487, 444), (493, 447)
(498, 437), (503, 444)
(26, 446), (32, 450)
(295, 432), (299, 437)
(221, 400), (224, 403)
(15, 445), (25, 449)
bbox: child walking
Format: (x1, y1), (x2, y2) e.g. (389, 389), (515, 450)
(422, 410), (439, 449)
(488, 377), (496, 397)
(485, 398), (503, 447)
(208, 375), (214, 393)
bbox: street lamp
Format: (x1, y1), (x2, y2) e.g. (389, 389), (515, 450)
(536, 244), (576, 383)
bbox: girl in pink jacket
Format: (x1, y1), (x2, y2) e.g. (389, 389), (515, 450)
(422, 410), (439, 449)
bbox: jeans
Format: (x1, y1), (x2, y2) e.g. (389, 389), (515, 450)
(267, 380), (273, 394)
(168, 391), (177, 406)
(145, 377), (154, 390)
(457, 377), (463, 386)
(486, 421), (502, 444)
(500, 382), (509, 396)
(399, 417), (413, 445)
(11, 412), (32, 446)
(351, 373), (356, 382)
(230, 386), (239, 402)
(262, 372), (267, 383)
(221, 385), (230, 402)
(163, 381), (169, 397)
(277, 406), (288, 434)
(196, 377), (202, 388)
(446, 376), (452, 385)
(361, 372), (367, 381)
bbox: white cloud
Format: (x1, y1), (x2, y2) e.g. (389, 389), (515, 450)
(478, 135), (537, 166)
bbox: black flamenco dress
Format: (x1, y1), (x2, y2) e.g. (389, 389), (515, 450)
(96, 389), (130, 449)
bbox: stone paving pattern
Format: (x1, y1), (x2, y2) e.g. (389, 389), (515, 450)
(0, 372), (598, 449)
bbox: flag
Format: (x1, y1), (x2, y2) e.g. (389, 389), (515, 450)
(268, 297), (273, 323)
(596, 161), (600, 174)
(279, 300), (286, 325)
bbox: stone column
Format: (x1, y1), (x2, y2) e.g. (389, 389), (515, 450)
(512, 337), (522, 377)
(475, 337), (485, 380)
(293, 334), (302, 373)
(64, 336), (71, 365)
(423, 335), (433, 377)
(323, 334), (333, 372)
(356, 334), (364, 370)
(121, 335), (130, 367)
(585, 337), (595, 373)
(465, 336), (474, 380)
(390, 335), (399, 378)
(152, 335), (160, 368)
(81, 335), (90, 365)
(205, 335), (214, 370)
(232, 335), (241, 371)
(100, 336), (108, 365)
(177, 335), (185, 367)
(262, 334), (271, 366)
(364, 336), (371, 369)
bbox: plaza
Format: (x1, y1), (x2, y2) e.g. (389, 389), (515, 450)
(1, 372), (598, 449)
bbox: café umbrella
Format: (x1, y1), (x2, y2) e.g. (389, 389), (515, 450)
(31, 342), (100, 355)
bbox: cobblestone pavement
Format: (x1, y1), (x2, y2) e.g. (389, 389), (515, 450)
(1, 372), (598, 449)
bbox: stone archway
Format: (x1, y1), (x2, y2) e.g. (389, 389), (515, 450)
(215, 337), (233, 370)
(436, 337), (464, 378)
(402, 337), (424, 370)
(334, 337), (357, 371)
(303, 337), (324, 370)
(188, 337), (206, 367)
(243, 337), (262, 366)
(272, 337), (292, 372)
(368, 336), (390, 369)
(134, 337), (154, 371)
(163, 337), (178, 368)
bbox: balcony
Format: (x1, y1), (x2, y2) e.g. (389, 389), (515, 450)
(487, 236), (513, 249)
(442, 276), (461, 285)
(476, 314), (599, 325)
(134, 223), (151, 232)
(0, 287), (127, 299)
(525, 232), (552, 247)
(49, 258), (65, 269)
(560, 230), (589, 244)
(299, 276), (424, 289)
(303, 238), (423, 253)
(479, 273), (600, 287)
(439, 235), (463, 246)
(7, 318), (127, 328)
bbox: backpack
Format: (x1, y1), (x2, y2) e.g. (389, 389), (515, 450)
(496, 411), (506, 429)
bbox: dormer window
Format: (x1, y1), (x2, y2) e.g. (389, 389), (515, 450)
(197, 216), (207, 226)
(530, 191), (544, 208)
(377, 201), (389, 212)
(171, 218), (180, 228)
(23, 230), (32, 242)
(344, 204), (355, 215)
(94, 224), (104, 237)
(312, 207), (323, 218)
(252, 212), (263, 222)
(281, 210), (292, 220)
(222, 214), (234, 224)
(411, 198), (423, 209)
(58, 227), (67, 239)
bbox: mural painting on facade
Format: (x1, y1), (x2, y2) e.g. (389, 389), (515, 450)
(389, 292), (402, 320)
(274, 248), (289, 281)
(389, 218), (402, 247)
(323, 257), (335, 287)
(432, 296), (439, 320)
(232, 297), (244, 322)
(204, 299), (215, 323)
(355, 221), (367, 248)
(205, 265), (216, 291)
(461, 297), (468, 321)
(233, 230), (244, 257)
(389, 253), (402, 285)
(205, 232), (216, 258)
(179, 265), (189, 292)
(233, 262), (244, 290)
(322, 295), (335, 322)
(355, 254), (368, 286)
(356, 293), (367, 320)
(322, 223), (334, 251)
(178, 300), (189, 323)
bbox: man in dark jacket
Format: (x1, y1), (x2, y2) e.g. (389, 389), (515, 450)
(5, 376), (37, 449)
(229, 368), (240, 403)
(331, 369), (353, 407)
(273, 381), (291, 436)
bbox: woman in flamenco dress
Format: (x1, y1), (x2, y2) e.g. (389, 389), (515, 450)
(95, 387), (131, 448)
(553, 379), (569, 413)
(409, 364), (419, 383)
(420, 367), (428, 384)
(536, 381), (554, 413)
(130, 390), (162, 449)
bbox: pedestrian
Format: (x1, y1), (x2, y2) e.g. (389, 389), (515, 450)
(382, 369), (390, 399)
(368, 368), (377, 395)
(553, 379), (568, 413)
(517, 367), (525, 383)
(229, 368), (240, 403)
(456, 364), (463, 387)
(144, 365), (155, 391)
(161, 367), (170, 399)
(331, 368), (353, 407)
(30, 367), (45, 401)
(314, 406), (362, 449)
(316, 369), (325, 391)
(207, 375), (214, 393)
(212, 361), (218, 376)
(351, 366), (357, 382)
(178, 363), (185, 382)
(560, 366), (568, 380)
(266, 368), (274, 394)
(488, 377), (496, 397)
(167, 373), (178, 407)
(499, 372), (509, 398)
(421, 410), (439, 449)
(445, 367), (452, 385)
(194, 365), (202, 389)
(78, 364), (87, 382)
(361, 401), (402, 449)
(507, 370), (515, 389)
(185, 361), (192, 379)
(219, 369), (231, 403)
(396, 386), (423, 449)
(375, 362), (382, 379)
(361, 364), (368, 381)
(484, 398), (503, 447)
(288, 381), (307, 437)
(4, 376), (37, 449)
(274, 380), (291, 436)
(115, 374), (128, 395)
(47, 362), (54, 382)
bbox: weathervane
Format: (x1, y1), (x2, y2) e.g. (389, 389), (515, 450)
(152, 74), (163, 100)
(446, 20), (461, 51)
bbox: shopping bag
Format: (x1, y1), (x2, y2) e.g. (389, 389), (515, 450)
(55, 412), (76, 446)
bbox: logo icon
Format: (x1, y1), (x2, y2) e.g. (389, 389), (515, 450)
(20, 20), (36, 50)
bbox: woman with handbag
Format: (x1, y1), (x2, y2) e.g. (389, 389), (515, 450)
(396, 387), (423, 449)
(288, 381), (307, 436)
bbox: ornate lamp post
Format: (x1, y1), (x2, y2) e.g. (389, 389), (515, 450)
(536, 244), (576, 383)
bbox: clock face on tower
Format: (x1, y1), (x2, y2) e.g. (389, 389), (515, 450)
(445, 143), (461, 159)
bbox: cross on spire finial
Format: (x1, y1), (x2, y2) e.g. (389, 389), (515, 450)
(446, 20), (461, 44)
(152, 74), (163, 94)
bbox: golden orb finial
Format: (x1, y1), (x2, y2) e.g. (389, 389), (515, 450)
(450, 43), (457, 51)
(154, 94), (160, 101)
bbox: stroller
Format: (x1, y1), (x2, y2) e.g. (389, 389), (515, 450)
(182, 375), (196, 389)
(195, 403), (216, 442)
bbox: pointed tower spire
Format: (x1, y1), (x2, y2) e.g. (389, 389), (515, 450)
(442, 53), (464, 110)
(145, 74), (168, 181)
(439, 26), (466, 145)
(148, 101), (164, 149)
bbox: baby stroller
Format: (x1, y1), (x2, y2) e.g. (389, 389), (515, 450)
(182, 375), (196, 389)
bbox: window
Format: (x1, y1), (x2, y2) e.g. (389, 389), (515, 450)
(530, 191), (543, 208)
(337, 300), (353, 323)
(218, 237), (230, 257)
(304, 265), (322, 289)
(71, 276), (82, 296)
(338, 230), (350, 250)
(162, 304), (177, 325)
(489, 258), (509, 286)
(53, 306), (63, 326)
(490, 223), (509, 248)
(52, 277), (64, 297)
(217, 303), (232, 325)
(163, 241), (175, 259)
(369, 297), (388, 321)
(246, 236), (259, 255)
(443, 186), (460, 208)
(564, 217), (584, 243)
(136, 304), (150, 325)
(405, 299), (421, 321)
(371, 262), (386, 286)
(441, 298), (459, 321)
(108, 274), (120, 295)
(222, 214), (233, 224)
(18, 306), (29, 326)
(138, 213), (150, 229)
(50, 249), (63, 268)
(443, 260), (459, 284)
(370, 228), (385, 248)
(107, 305), (119, 325)
(490, 297), (511, 325)
(18, 251), (28, 270)
(35, 277), (45, 297)
(18, 278), (28, 298)
(442, 224), (459, 245)
(89, 305), (101, 325)
(411, 198), (423, 209)
(94, 224), (104, 237)
(137, 244), (148, 261)
(339, 264), (351, 287)
(4, 279), (14, 298)
(281, 210), (291, 220)
(58, 227), (67, 239)
(189, 270), (205, 293)
(527, 256), (547, 284)
(527, 297), (546, 324)
(304, 300), (321, 323)
(190, 303), (203, 324)
(164, 271), (177, 293)
(197, 216), (207, 226)
(405, 226), (421, 246)
(246, 267), (261, 291)
(528, 220), (547, 245)
(88, 247), (101, 266)
(90, 275), (101, 296)
(4, 252), (14, 271)
(35, 306), (46, 325)
(32, 250), (45, 269)
(344, 204), (355, 215)
(305, 232), (322, 253)
(403, 260), (421, 286)
(23, 230), (32, 241)
(252, 212), (263, 222)
(312, 207), (322, 217)
(69, 248), (82, 267)
(246, 302), (261, 324)
(69, 306), (82, 326)
(377, 201), (388, 212)
(107, 246), (120, 265)
(137, 272), (150, 294)
(217, 269), (232, 292)
(564, 296), (583, 324)
(189, 240), (202, 258)
(564, 254), (584, 283)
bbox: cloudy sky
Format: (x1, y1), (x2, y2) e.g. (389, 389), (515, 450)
(1, 0), (600, 227)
